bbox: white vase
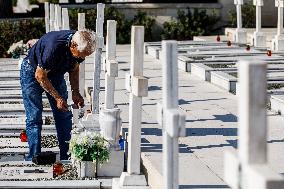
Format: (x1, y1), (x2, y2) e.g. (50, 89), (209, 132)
(77, 161), (96, 178)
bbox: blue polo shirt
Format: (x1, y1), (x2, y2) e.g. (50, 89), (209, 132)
(27, 30), (84, 76)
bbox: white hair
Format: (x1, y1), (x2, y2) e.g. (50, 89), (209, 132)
(71, 29), (97, 53)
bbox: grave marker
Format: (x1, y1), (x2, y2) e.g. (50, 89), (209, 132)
(62, 8), (70, 30)
(234, 0), (247, 44)
(224, 60), (284, 189)
(44, 2), (50, 33)
(252, 0), (266, 47)
(54, 4), (62, 31)
(92, 3), (105, 114)
(112, 26), (149, 189)
(78, 13), (86, 97)
(272, 0), (284, 51)
(100, 20), (122, 147)
(49, 4), (55, 31)
(157, 41), (186, 189)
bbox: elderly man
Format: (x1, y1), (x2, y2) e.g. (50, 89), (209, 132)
(20, 29), (96, 160)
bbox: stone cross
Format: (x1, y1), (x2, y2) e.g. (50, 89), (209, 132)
(272, 0), (284, 51)
(114, 26), (149, 189)
(126, 26), (148, 175)
(92, 3), (105, 114)
(49, 4), (55, 31)
(78, 13), (86, 97)
(54, 4), (62, 31)
(105, 20), (118, 109)
(234, 0), (247, 44)
(99, 20), (122, 149)
(72, 105), (79, 125)
(62, 8), (70, 30)
(157, 41), (185, 189)
(276, 0), (284, 36)
(224, 60), (284, 189)
(44, 2), (50, 33)
(252, 0), (266, 47)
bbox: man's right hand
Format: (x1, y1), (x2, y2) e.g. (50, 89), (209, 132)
(56, 97), (68, 112)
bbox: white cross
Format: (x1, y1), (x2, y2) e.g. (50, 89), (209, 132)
(61, 8), (70, 30)
(252, 0), (266, 47)
(78, 13), (86, 97)
(233, 0), (247, 44)
(44, 2), (50, 33)
(99, 20), (122, 148)
(54, 4), (62, 31)
(224, 60), (284, 189)
(114, 26), (149, 189)
(271, 0), (284, 51)
(105, 20), (118, 109)
(92, 3), (105, 114)
(157, 41), (185, 189)
(49, 4), (55, 31)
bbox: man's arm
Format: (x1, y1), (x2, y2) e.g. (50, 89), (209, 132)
(35, 66), (68, 111)
(69, 64), (84, 107)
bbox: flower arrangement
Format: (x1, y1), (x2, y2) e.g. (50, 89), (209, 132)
(7, 40), (29, 59)
(69, 131), (110, 163)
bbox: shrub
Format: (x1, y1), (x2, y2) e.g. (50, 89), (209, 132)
(68, 8), (97, 31)
(0, 18), (45, 58)
(228, 0), (255, 28)
(161, 8), (219, 40)
(105, 6), (131, 44)
(132, 11), (155, 42)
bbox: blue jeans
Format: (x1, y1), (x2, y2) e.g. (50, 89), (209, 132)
(20, 58), (72, 160)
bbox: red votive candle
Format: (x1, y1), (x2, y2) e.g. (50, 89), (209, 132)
(53, 162), (63, 177)
(20, 130), (28, 142)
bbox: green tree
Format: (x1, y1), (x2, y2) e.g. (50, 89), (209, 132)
(162, 8), (219, 40)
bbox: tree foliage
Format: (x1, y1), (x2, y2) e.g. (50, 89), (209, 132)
(162, 8), (219, 40)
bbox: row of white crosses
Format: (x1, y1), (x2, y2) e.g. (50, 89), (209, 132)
(235, 0), (284, 50)
(113, 26), (150, 188)
(224, 60), (284, 189)
(44, 2), (70, 33)
(234, 0), (266, 47)
(272, 0), (284, 51)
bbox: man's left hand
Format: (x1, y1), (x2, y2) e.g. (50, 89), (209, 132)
(72, 91), (84, 108)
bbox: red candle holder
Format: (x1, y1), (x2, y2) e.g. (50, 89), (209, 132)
(246, 45), (250, 51)
(20, 130), (28, 142)
(227, 40), (232, 46)
(267, 50), (272, 56)
(53, 162), (63, 177)
(216, 35), (221, 42)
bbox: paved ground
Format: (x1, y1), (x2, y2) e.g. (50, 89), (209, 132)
(86, 44), (284, 189)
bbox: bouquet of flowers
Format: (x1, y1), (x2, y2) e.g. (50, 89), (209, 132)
(7, 40), (29, 59)
(69, 131), (110, 163)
